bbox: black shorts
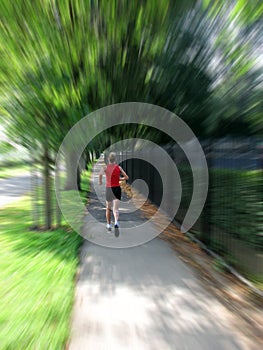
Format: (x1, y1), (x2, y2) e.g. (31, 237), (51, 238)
(106, 186), (121, 201)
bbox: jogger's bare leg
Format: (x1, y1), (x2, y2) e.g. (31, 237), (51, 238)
(113, 199), (119, 225)
(106, 201), (112, 225)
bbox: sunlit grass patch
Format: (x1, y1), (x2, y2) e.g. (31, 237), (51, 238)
(0, 197), (82, 349)
(0, 164), (29, 179)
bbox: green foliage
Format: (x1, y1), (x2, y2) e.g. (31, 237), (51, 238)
(0, 141), (15, 154)
(203, 0), (263, 24)
(0, 0), (172, 154)
(1, 0), (261, 154)
(203, 1), (263, 136)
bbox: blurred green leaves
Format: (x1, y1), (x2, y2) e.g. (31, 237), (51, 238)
(0, 0), (262, 153)
(0, 141), (15, 154)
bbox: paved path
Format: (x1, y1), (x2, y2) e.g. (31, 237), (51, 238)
(0, 173), (31, 208)
(69, 160), (257, 350)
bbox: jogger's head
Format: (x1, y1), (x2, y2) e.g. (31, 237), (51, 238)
(108, 152), (116, 164)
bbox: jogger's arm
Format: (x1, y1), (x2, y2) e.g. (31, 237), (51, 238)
(119, 166), (129, 181)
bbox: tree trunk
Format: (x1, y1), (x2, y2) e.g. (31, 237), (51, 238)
(43, 144), (52, 229)
(77, 166), (81, 191)
(30, 159), (39, 230)
(64, 151), (79, 190)
(55, 158), (62, 228)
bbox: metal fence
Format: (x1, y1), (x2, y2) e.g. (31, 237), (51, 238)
(119, 138), (263, 279)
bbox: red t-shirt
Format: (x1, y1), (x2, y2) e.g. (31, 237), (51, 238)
(105, 164), (121, 188)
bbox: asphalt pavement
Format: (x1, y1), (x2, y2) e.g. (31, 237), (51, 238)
(0, 173), (31, 208)
(69, 160), (257, 350)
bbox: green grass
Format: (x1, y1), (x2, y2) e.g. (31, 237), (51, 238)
(0, 163), (30, 179)
(0, 167), (92, 348)
(80, 166), (92, 200)
(0, 197), (82, 349)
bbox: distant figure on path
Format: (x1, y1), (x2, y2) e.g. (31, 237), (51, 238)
(99, 152), (129, 236)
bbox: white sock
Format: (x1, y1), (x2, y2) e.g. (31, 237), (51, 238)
(107, 223), (111, 228)
(115, 221), (119, 226)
